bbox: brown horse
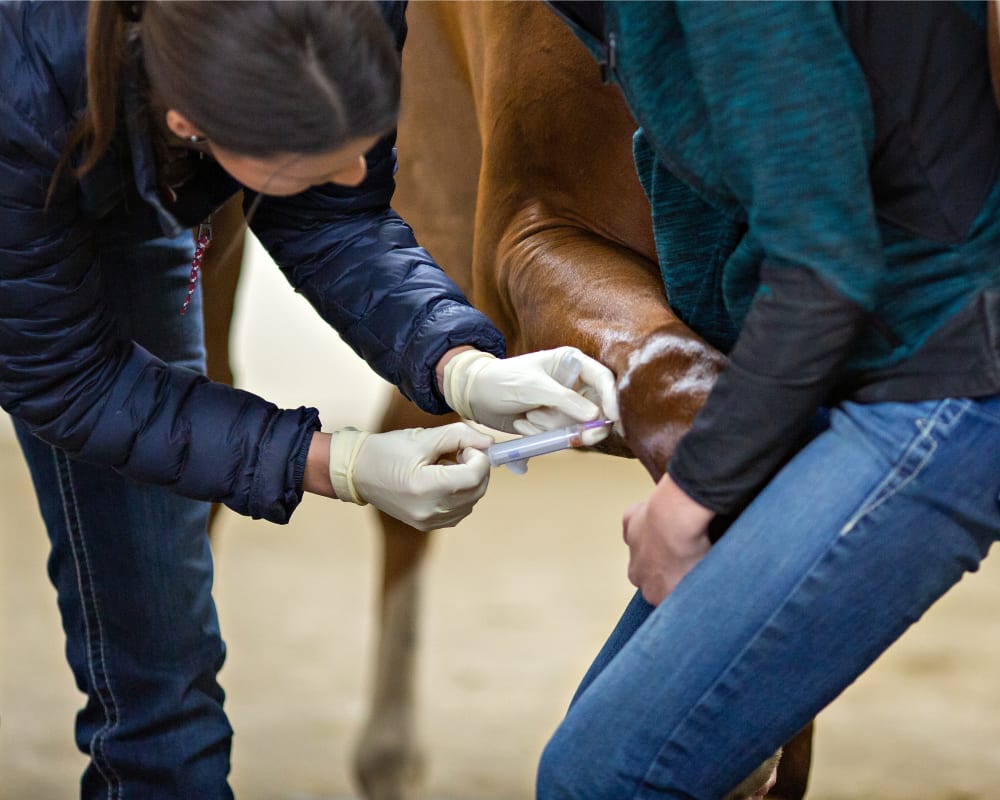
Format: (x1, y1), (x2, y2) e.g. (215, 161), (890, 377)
(200, 1), (813, 796)
(352, 2), (813, 799)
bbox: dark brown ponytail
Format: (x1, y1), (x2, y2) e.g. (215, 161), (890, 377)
(74, 1), (131, 176)
(48, 1), (131, 203)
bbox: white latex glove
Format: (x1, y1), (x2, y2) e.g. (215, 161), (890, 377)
(442, 346), (619, 436)
(328, 423), (494, 531)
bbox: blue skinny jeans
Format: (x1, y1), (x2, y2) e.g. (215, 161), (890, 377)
(13, 231), (233, 799)
(538, 394), (1000, 799)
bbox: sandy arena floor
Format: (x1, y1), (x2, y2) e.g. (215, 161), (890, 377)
(4, 433), (1000, 800)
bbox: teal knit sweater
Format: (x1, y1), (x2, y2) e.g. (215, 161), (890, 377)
(558, 1), (1000, 512)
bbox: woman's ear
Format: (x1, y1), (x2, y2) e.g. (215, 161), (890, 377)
(165, 109), (204, 141)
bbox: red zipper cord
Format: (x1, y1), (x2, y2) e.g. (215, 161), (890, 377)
(180, 221), (213, 316)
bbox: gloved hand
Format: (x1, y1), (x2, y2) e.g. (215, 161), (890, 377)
(442, 346), (619, 436)
(328, 423), (494, 531)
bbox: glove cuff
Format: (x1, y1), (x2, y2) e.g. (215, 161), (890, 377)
(442, 350), (496, 420)
(328, 427), (370, 505)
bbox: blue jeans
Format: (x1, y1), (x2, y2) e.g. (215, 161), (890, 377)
(13, 232), (233, 799)
(537, 395), (1000, 799)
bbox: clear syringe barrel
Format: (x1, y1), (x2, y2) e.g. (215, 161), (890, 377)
(485, 419), (611, 468)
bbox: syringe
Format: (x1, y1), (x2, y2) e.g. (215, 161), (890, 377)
(485, 418), (613, 470)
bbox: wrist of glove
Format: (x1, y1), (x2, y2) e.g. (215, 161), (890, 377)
(328, 423), (494, 531)
(442, 346), (619, 436)
(328, 427), (370, 505)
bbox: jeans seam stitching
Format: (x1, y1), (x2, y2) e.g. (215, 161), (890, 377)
(838, 401), (961, 535)
(54, 448), (124, 799)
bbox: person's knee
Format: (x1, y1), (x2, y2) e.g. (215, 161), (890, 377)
(536, 729), (578, 799)
(537, 726), (614, 799)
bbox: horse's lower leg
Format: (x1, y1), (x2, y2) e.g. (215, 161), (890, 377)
(769, 722), (813, 800)
(198, 192), (245, 541)
(353, 392), (454, 799)
(353, 515), (431, 800)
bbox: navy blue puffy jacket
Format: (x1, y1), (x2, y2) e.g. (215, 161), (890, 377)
(0, 1), (505, 523)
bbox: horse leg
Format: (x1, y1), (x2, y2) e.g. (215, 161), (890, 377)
(353, 391), (460, 800)
(351, 6), (481, 797)
(198, 191), (246, 540)
(769, 722), (813, 800)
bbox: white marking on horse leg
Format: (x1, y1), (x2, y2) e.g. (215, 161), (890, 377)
(617, 330), (722, 399)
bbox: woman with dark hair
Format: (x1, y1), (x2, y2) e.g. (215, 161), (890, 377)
(0, 2), (617, 797)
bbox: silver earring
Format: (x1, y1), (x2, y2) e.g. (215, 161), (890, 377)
(188, 135), (206, 144)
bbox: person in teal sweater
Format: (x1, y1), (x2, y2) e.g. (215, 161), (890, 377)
(540, 2), (1000, 797)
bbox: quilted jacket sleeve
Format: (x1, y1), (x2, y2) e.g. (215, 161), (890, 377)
(0, 25), (319, 523)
